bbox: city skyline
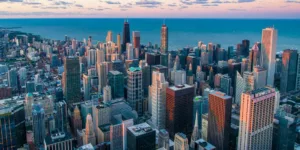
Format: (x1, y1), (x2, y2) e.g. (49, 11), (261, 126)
(0, 0), (299, 18)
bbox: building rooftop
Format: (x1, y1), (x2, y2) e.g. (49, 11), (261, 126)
(168, 84), (193, 91)
(127, 122), (153, 137)
(195, 139), (216, 150)
(210, 91), (231, 100)
(78, 143), (94, 150)
(109, 70), (122, 75)
(194, 96), (202, 102)
(99, 123), (111, 132)
(246, 87), (275, 98)
(128, 67), (141, 72)
(44, 130), (73, 145)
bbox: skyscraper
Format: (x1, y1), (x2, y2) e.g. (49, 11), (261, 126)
(253, 66), (267, 89)
(7, 68), (17, 88)
(261, 27), (277, 87)
(122, 20), (130, 52)
(132, 31), (140, 49)
(242, 39), (250, 57)
(127, 67), (143, 115)
(108, 71), (124, 99)
(149, 71), (169, 129)
(63, 56), (81, 105)
(235, 71), (245, 104)
(193, 96), (203, 130)
(83, 114), (96, 145)
(117, 33), (121, 54)
(174, 132), (189, 150)
(190, 112), (200, 148)
(97, 62), (108, 93)
(208, 91), (232, 150)
(32, 104), (45, 148)
(248, 42), (261, 71)
(158, 129), (169, 150)
(83, 74), (91, 100)
(238, 87), (275, 150)
(55, 101), (67, 132)
(72, 105), (82, 133)
(96, 49), (105, 64)
(127, 123), (156, 150)
(106, 30), (113, 42)
(220, 74), (231, 96)
(166, 84), (194, 138)
(161, 23), (168, 54)
(280, 49), (298, 94)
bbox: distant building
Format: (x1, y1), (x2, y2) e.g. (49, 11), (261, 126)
(32, 104), (46, 148)
(108, 71), (124, 99)
(83, 114), (96, 145)
(132, 31), (140, 49)
(127, 123), (156, 150)
(44, 130), (74, 150)
(122, 20), (130, 53)
(127, 67), (144, 115)
(261, 27), (277, 87)
(280, 49), (298, 93)
(161, 24), (168, 54)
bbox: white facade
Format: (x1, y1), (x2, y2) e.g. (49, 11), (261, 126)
(261, 28), (277, 87)
(149, 71), (169, 129)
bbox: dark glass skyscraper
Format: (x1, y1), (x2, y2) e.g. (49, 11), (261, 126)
(127, 123), (156, 150)
(63, 56), (81, 105)
(280, 49), (298, 94)
(122, 20), (130, 52)
(161, 24), (168, 54)
(108, 70), (124, 99)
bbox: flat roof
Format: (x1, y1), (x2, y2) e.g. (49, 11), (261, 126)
(168, 84), (193, 91)
(210, 91), (232, 100)
(127, 122), (153, 137)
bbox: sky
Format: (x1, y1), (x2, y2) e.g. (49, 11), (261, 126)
(0, 0), (300, 18)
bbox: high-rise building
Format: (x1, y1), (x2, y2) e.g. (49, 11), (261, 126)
(96, 49), (105, 64)
(193, 96), (203, 130)
(106, 31), (113, 42)
(122, 20), (130, 52)
(0, 100), (26, 149)
(127, 123), (156, 150)
(190, 112), (201, 148)
(158, 129), (169, 150)
(63, 57), (81, 105)
(242, 39), (250, 57)
(280, 49), (298, 94)
(208, 91), (232, 150)
(161, 23), (168, 54)
(149, 71), (168, 129)
(248, 42), (261, 71)
(174, 132), (189, 150)
(139, 60), (151, 97)
(83, 74), (91, 100)
(108, 71), (124, 99)
(273, 109), (296, 150)
(132, 31), (140, 49)
(55, 101), (67, 132)
(296, 52), (300, 90)
(235, 71), (245, 104)
(238, 87), (275, 150)
(88, 36), (92, 47)
(202, 113), (208, 141)
(83, 114), (96, 145)
(261, 27), (277, 87)
(127, 67), (143, 115)
(71, 105), (82, 133)
(117, 33), (121, 54)
(7, 68), (17, 88)
(253, 66), (267, 89)
(110, 123), (123, 150)
(87, 49), (96, 67)
(32, 104), (46, 148)
(103, 85), (112, 103)
(220, 74), (231, 96)
(166, 84), (194, 138)
(97, 62), (108, 93)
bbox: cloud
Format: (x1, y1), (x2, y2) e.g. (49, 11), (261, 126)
(238, 0), (255, 3)
(228, 8), (246, 11)
(168, 3), (177, 7)
(202, 4), (218, 6)
(136, 0), (162, 8)
(119, 3), (132, 8)
(23, 2), (41, 5)
(105, 1), (120, 4)
(286, 0), (300, 3)
(53, 1), (73, 6)
(9, 0), (23, 2)
(75, 4), (83, 7)
(181, 0), (208, 5)
(42, 6), (67, 9)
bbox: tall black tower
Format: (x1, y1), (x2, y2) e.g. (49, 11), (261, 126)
(122, 20), (130, 53)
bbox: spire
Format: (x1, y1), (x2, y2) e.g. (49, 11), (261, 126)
(194, 111), (198, 128)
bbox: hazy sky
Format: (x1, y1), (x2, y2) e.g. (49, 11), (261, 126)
(0, 0), (300, 18)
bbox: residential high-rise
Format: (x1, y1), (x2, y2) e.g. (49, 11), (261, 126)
(122, 20), (130, 52)
(174, 132), (189, 150)
(127, 123), (156, 150)
(7, 68), (17, 88)
(149, 71), (169, 129)
(158, 129), (169, 150)
(273, 109), (297, 150)
(96, 49), (105, 64)
(166, 84), (194, 138)
(83, 114), (96, 145)
(235, 71), (245, 104)
(132, 31), (140, 49)
(32, 104), (46, 148)
(127, 67), (143, 115)
(161, 23), (168, 54)
(208, 91), (232, 150)
(63, 56), (81, 105)
(280, 49), (298, 94)
(97, 62), (108, 93)
(261, 27), (277, 87)
(238, 87), (275, 150)
(88, 49), (96, 67)
(108, 71), (124, 99)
